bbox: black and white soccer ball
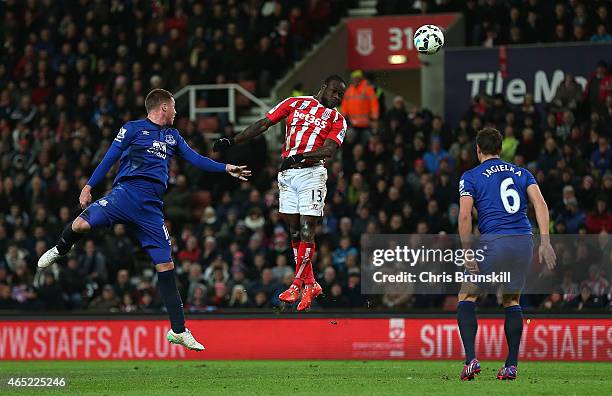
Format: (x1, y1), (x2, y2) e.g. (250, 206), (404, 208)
(413, 25), (445, 55)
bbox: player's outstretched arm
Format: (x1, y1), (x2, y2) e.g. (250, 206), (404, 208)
(527, 184), (556, 270)
(212, 118), (274, 152)
(178, 137), (251, 180)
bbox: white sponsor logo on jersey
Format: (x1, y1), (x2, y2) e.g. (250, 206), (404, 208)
(293, 110), (328, 128)
(114, 127), (127, 142)
(459, 179), (472, 196)
(147, 140), (167, 159)
(142, 130), (150, 135)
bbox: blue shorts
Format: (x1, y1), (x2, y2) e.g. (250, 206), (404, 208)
(469, 235), (534, 292)
(79, 179), (171, 264)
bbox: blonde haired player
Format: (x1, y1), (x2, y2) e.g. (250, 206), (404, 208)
(213, 75), (347, 310)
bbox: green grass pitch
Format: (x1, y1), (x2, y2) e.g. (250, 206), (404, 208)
(1, 361), (611, 395)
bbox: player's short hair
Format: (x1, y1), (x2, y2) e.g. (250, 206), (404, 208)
(323, 74), (346, 86)
(476, 127), (503, 155)
(145, 89), (173, 113)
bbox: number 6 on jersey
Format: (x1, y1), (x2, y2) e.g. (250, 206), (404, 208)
(500, 177), (520, 214)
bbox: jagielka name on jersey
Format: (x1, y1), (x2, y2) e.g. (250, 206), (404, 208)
(480, 163), (523, 178)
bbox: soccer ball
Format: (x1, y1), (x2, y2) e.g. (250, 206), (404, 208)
(413, 25), (445, 55)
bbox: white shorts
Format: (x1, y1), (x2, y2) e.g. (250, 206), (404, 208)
(277, 165), (327, 216)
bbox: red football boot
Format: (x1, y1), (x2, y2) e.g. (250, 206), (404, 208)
(297, 282), (322, 311)
(278, 284), (301, 304)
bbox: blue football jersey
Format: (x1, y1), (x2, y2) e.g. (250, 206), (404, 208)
(112, 118), (188, 188)
(459, 158), (536, 235)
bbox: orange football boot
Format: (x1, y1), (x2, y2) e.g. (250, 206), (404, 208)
(297, 282), (322, 311)
(278, 284), (301, 304)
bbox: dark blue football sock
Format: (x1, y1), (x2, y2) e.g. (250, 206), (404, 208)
(457, 300), (478, 364)
(56, 223), (84, 255)
(504, 305), (523, 367)
(157, 269), (186, 334)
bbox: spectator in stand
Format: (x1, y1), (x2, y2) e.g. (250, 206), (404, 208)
(79, 240), (108, 287)
(584, 61), (612, 112)
(385, 96), (409, 136)
(341, 70), (380, 143)
(185, 283), (207, 312)
(538, 137), (561, 175)
(251, 268), (281, 304)
(485, 94), (509, 126)
(555, 186), (586, 233)
(591, 135), (611, 175)
(590, 24), (612, 42)
(566, 285), (604, 310)
(501, 126), (519, 162)
(586, 196), (612, 233)
(253, 291), (270, 308)
(89, 284), (120, 312)
(177, 235), (201, 263)
(37, 273), (65, 310)
(121, 293), (138, 313)
(322, 283), (350, 308)
(103, 224), (135, 278)
(138, 291), (158, 312)
(113, 269), (135, 300)
(271, 255), (292, 283)
(59, 257), (86, 309)
(582, 265), (610, 297)
(228, 285), (250, 308)
(423, 137), (452, 173)
(164, 174), (191, 225)
(551, 74), (583, 113)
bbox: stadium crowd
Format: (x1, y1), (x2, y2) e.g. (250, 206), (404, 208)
(0, 1), (611, 313)
(378, 0), (612, 45)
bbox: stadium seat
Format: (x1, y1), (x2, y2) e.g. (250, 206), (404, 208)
(191, 190), (212, 219)
(236, 80), (257, 108)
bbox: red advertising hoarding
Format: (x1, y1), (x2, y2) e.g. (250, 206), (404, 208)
(1, 318), (611, 361)
(346, 15), (458, 70)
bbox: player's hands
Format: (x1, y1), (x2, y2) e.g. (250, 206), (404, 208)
(213, 137), (234, 152)
(79, 185), (93, 209)
(539, 242), (557, 271)
(279, 154), (305, 171)
(226, 164), (251, 181)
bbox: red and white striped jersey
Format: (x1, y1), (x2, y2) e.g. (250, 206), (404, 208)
(266, 96), (347, 158)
